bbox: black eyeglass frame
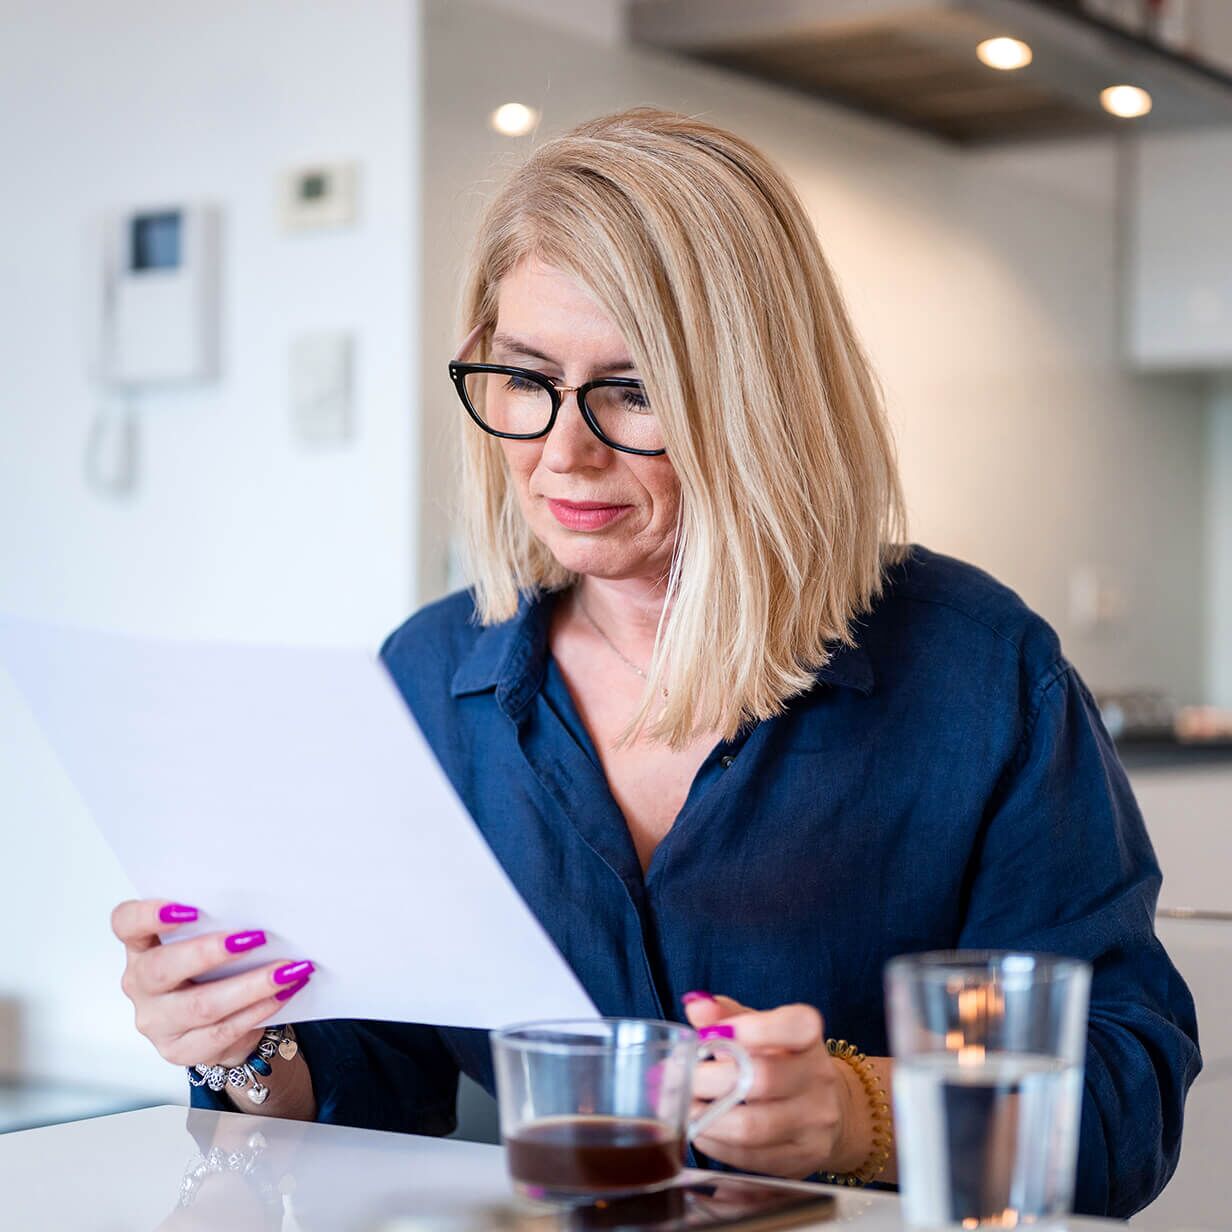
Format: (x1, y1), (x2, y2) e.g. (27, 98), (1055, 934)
(448, 361), (667, 457)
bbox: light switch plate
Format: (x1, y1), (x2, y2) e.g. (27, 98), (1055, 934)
(290, 331), (353, 445)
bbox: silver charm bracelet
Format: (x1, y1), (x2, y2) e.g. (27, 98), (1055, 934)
(187, 1024), (298, 1105)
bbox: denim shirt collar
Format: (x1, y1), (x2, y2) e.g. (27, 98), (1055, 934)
(450, 588), (874, 709)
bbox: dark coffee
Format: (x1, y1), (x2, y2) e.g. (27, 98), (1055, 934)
(506, 1115), (684, 1193)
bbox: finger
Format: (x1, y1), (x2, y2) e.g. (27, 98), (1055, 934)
(716, 1004), (824, 1053)
(111, 898), (201, 954)
(681, 992), (750, 1030)
(690, 1092), (813, 1150)
(160, 960), (314, 1038)
(692, 1049), (816, 1102)
(134, 928), (268, 995)
(690, 1134), (823, 1182)
(161, 988), (301, 1068)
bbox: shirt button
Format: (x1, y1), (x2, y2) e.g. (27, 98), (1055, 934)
(719, 755), (735, 769)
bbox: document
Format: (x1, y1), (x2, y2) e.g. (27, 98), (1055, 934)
(0, 615), (597, 1028)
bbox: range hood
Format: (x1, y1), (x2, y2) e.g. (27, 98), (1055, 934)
(627, 0), (1232, 144)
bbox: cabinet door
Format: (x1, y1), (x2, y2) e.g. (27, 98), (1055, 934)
(1128, 767), (1232, 913)
(1131, 916), (1232, 1229)
(1129, 130), (1232, 370)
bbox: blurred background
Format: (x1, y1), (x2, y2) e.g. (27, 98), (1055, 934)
(1, 1), (1229, 1226)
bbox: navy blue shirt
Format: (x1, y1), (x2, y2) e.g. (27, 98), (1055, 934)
(192, 546), (1199, 1218)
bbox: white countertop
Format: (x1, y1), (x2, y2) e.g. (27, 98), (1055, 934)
(0, 1105), (1125, 1231)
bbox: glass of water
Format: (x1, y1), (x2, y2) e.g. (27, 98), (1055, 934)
(885, 951), (1091, 1230)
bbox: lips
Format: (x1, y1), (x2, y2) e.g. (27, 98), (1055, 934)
(545, 498), (631, 531)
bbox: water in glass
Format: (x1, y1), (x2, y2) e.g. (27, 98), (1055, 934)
(895, 1051), (1082, 1229)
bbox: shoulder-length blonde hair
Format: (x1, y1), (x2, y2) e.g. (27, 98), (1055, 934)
(458, 107), (906, 748)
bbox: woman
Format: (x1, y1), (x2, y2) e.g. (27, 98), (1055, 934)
(111, 109), (1199, 1217)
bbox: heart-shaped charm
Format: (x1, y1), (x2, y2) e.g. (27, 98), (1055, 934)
(278, 1038), (299, 1061)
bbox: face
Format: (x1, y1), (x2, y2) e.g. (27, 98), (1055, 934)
(486, 257), (680, 586)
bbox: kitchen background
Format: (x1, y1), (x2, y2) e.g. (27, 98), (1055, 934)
(0, 2), (1228, 1228)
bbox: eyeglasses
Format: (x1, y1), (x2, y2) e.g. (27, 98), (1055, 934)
(448, 327), (666, 457)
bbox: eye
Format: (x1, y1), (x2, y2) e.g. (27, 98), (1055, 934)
(503, 373), (544, 393)
(620, 386), (651, 413)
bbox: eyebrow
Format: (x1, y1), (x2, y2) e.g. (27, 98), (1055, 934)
(489, 332), (637, 374)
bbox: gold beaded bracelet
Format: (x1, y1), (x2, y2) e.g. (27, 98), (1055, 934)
(818, 1038), (894, 1187)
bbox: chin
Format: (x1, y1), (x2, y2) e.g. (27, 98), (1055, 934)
(544, 541), (628, 580)
(534, 525), (636, 580)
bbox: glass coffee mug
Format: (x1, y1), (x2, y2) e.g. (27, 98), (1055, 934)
(491, 1018), (755, 1202)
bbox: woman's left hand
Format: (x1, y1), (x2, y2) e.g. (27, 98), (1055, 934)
(682, 992), (872, 1181)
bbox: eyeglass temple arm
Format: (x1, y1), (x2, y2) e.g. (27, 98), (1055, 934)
(452, 322), (487, 364)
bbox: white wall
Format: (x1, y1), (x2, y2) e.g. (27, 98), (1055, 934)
(0, 0), (418, 1093)
(420, 0), (1210, 702)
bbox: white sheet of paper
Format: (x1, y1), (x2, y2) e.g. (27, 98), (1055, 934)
(0, 614), (597, 1028)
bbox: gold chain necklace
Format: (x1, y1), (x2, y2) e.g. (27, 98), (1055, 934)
(575, 591), (648, 680)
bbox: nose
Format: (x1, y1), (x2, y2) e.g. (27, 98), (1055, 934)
(540, 388), (612, 473)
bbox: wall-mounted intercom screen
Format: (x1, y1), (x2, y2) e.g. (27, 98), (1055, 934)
(101, 203), (217, 385)
(130, 211), (182, 272)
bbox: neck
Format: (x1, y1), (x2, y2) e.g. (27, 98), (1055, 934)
(575, 574), (668, 656)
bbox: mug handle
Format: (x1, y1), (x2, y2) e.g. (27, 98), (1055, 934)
(686, 1037), (756, 1141)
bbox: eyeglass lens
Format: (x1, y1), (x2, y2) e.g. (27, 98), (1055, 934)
(461, 370), (664, 452)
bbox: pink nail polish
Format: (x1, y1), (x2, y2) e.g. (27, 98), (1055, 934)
(698, 1024), (735, 1041)
(646, 1068), (664, 1101)
(159, 903), (198, 924)
(273, 960), (314, 985)
(225, 930), (266, 954)
(682, 991), (717, 1006)
(275, 976), (310, 1002)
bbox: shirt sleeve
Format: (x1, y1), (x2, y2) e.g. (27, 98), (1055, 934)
(188, 1019), (460, 1137)
(956, 659), (1202, 1220)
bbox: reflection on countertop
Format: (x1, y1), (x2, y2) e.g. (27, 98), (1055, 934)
(0, 1106), (905, 1232)
(0, 1105), (1131, 1231)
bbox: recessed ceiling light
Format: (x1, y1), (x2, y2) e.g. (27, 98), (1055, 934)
(976, 37), (1033, 71)
(1100, 85), (1153, 118)
(490, 102), (539, 137)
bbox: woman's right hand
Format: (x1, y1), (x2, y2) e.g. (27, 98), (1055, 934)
(111, 898), (313, 1070)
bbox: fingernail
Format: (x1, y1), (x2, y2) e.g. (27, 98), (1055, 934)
(273, 960), (314, 985)
(225, 930), (266, 954)
(159, 903), (199, 924)
(698, 1024), (735, 1041)
(682, 991), (716, 1006)
(275, 976), (310, 1002)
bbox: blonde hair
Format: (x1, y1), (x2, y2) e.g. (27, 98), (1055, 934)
(458, 107), (906, 747)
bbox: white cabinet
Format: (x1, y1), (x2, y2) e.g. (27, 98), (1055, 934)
(1131, 917), (1232, 1231)
(1129, 766), (1232, 1230)
(1128, 129), (1232, 370)
(1130, 766), (1232, 912)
